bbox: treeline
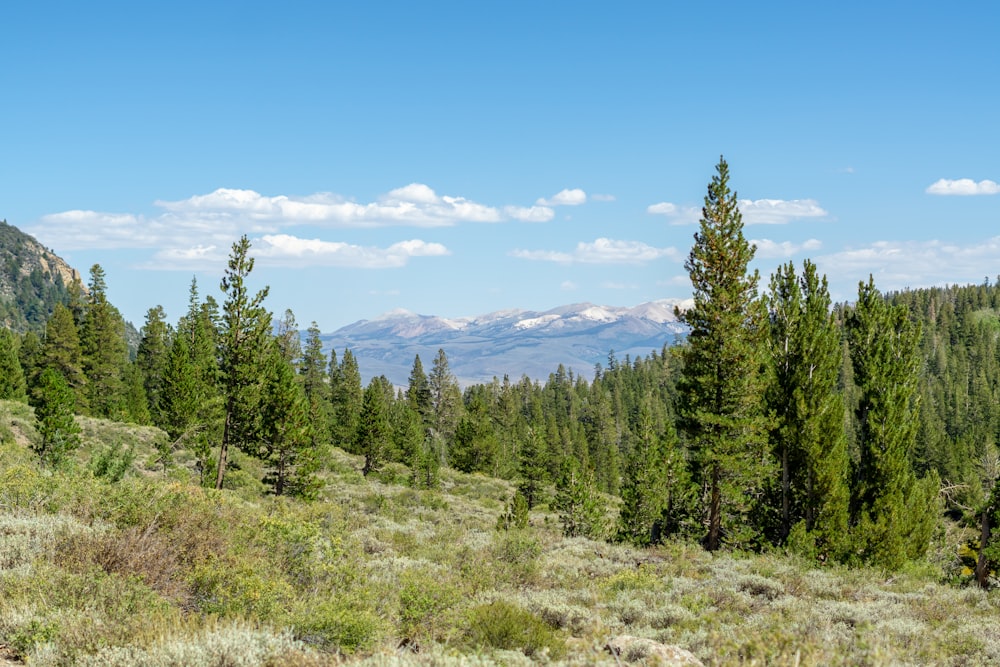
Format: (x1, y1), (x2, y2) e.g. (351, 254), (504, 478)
(5, 161), (1000, 585)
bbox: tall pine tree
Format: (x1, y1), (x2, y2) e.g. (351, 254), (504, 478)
(676, 157), (771, 551)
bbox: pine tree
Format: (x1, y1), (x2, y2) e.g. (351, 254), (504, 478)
(356, 376), (392, 476)
(429, 348), (463, 447)
(137, 305), (171, 424)
(766, 261), (850, 558)
(31, 368), (81, 467)
(330, 348), (363, 450)
(260, 343), (321, 498)
(299, 322), (331, 448)
(676, 156), (771, 551)
(847, 276), (939, 569)
(553, 457), (606, 539)
(0, 327), (27, 401)
(39, 303), (87, 409)
(616, 403), (671, 546)
(80, 264), (129, 420)
(451, 388), (498, 473)
(217, 236), (272, 489)
(407, 354), (432, 427)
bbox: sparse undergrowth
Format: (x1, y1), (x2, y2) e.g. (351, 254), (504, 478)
(0, 400), (997, 666)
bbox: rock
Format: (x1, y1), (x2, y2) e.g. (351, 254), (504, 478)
(604, 635), (704, 666)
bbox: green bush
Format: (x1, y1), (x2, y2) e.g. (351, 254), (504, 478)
(464, 600), (565, 659)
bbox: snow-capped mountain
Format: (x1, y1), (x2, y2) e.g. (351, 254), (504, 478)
(320, 299), (692, 387)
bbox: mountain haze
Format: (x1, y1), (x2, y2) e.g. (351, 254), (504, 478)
(320, 299), (692, 386)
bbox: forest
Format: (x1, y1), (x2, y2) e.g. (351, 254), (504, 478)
(3, 158), (1000, 664)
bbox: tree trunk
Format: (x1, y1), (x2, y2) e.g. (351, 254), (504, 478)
(707, 463), (722, 551)
(215, 407), (232, 490)
(976, 507), (992, 589)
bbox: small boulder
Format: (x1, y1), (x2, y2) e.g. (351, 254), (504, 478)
(604, 635), (703, 666)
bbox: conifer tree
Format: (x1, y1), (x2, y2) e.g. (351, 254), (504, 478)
(356, 376), (392, 476)
(260, 342), (320, 498)
(299, 322), (331, 448)
(80, 264), (129, 420)
(553, 457), (605, 539)
(137, 305), (171, 424)
(330, 348), (363, 449)
(32, 368), (81, 467)
(407, 354), (432, 426)
(451, 388), (498, 473)
(0, 328), (27, 401)
(429, 348), (463, 446)
(676, 157), (771, 551)
(847, 276), (939, 569)
(39, 303), (87, 410)
(217, 236), (272, 489)
(766, 261), (850, 557)
(617, 403), (671, 546)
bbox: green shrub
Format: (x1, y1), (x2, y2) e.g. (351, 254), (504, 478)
(464, 600), (565, 659)
(398, 568), (462, 641)
(293, 597), (385, 654)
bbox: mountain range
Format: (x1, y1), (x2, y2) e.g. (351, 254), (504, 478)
(319, 299), (692, 387)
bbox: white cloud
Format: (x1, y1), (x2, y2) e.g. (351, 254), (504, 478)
(147, 234), (449, 270)
(750, 238), (822, 259)
(601, 281), (637, 290)
(560, 280), (578, 291)
(926, 178), (1000, 196)
(504, 205), (555, 222)
(815, 237), (1000, 300)
(646, 202), (701, 225)
(591, 193), (616, 202)
(510, 238), (680, 264)
(648, 198), (827, 225)
(536, 188), (587, 206)
(27, 183), (564, 256)
(739, 199), (827, 224)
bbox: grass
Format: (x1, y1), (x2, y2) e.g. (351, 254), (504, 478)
(0, 399), (998, 665)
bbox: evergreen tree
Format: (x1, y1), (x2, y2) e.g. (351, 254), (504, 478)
(299, 322), (331, 448)
(137, 305), (171, 424)
(217, 236), (272, 489)
(356, 376), (392, 476)
(676, 157), (771, 551)
(616, 403), (671, 546)
(451, 387), (498, 473)
(766, 261), (850, 558)
(330, 348), (363, 450)
(429, 348), (463, 447)
(407, 354), (432, 426)
(518, 425), (548, 510)
(80, 264), (129, 420)
(39, 303), (87, 410)
(275, 308), (301, 365)
(31, 368), (81, 467)
(260, 343), (321, 498)
(553, 457), (606, 539)
(0, 327), (27, 401)
(847, 276), (939, 569)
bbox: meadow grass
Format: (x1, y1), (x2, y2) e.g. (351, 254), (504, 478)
(0, 399), (997, 665)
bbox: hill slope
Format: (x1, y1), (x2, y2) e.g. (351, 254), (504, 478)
(0, 219), (81, 333)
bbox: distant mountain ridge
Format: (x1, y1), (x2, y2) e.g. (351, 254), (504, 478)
(320, 299), (692, 387)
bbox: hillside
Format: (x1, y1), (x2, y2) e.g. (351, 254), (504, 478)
(321, 299), (692, 386)
(0, 220), (81, 334)
(0, 400), (996, 666)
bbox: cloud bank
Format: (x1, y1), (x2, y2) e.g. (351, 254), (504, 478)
(926, 179), (1000, 196)
(647, 198), (828, 225)
(511, 238), (680, 264)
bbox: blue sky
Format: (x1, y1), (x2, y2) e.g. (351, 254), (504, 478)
(2, 2), (998, 331)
